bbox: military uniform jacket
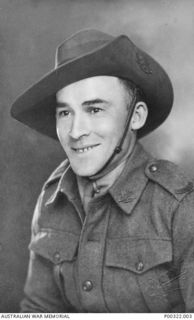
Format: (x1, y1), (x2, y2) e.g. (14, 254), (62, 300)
(21, 143), (194, 313)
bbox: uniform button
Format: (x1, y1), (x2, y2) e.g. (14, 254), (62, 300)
(82, 280), (93, 292)
(53, 251), (61, 263)
(149, 164), (158, 173)
(136, 261), (144, 272)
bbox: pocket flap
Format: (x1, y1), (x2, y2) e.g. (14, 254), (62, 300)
(29, 230), (79, 264)
(106, 238), (172, 274)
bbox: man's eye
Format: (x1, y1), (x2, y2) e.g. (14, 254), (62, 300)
(56, 110), (70, 117)
(89, 107), (103, 114)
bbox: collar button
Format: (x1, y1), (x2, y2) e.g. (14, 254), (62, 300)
(53, 251), (61, 263)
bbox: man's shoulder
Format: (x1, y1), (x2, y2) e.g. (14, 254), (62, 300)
(144, 158), (193, 201)
(43, 158), (70, 190)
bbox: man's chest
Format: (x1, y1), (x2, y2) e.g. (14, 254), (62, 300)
(30, 188), (180, 312)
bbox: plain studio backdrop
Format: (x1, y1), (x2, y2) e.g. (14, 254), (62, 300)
(0, 0), (194, 312)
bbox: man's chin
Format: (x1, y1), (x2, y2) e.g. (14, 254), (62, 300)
(70, 164), (101, 177)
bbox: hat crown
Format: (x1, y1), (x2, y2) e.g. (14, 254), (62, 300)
(55, 29), (114, 67)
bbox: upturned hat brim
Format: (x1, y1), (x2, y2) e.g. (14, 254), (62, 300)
(11, 32), (173, 139)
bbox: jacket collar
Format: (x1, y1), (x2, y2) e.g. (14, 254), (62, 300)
(45, 162), (79, 206)
(45, 142), (151, 215)
(109, 142), (150, 214)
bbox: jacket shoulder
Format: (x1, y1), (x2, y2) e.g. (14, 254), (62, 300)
(43, 158), (69, 190)
(145, 159), (193, 201)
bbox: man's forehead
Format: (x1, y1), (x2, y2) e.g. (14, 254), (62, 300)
(56, 75), (128, 102)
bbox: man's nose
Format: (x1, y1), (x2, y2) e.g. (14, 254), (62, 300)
(69, 114), (90, 139)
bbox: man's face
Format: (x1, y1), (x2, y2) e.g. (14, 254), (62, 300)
(56, 76), (132, 176)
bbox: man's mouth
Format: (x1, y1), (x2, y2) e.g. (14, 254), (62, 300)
(72, 144), (100, 154)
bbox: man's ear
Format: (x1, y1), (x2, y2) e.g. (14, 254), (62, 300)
(131, 101), (148, 130)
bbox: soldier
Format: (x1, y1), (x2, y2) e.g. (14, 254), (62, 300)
(11, 29), (194, 312)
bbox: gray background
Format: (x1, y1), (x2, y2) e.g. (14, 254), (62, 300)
(0, 0), (194, 312)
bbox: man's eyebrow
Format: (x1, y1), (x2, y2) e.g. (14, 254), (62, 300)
(82, 98), (109, 106)
(56, 99), (110, 109)
(56, 102), (69, 109)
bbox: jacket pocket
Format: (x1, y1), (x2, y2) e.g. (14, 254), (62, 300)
(29, 229), (79, 264)
(106, 237), (172, 272)
(105, 237), (173, 312)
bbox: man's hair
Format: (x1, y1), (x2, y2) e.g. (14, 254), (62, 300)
(118, 78), (146, 109)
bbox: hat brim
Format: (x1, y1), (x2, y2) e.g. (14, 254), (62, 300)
(11, 35), (173, 139)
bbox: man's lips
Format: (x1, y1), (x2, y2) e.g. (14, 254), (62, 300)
(71, 144), (100, 154)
